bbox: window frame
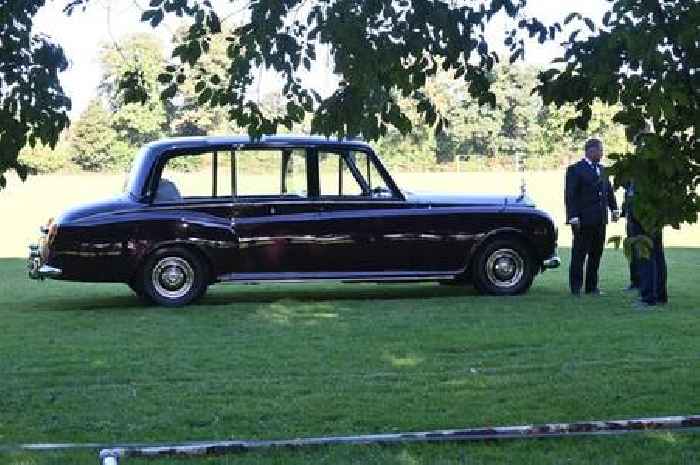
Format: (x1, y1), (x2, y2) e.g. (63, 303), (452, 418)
(148, 145), (314, 205)
(313, 147), (402, 201)
(146, 143), (404, 205)
(315, 148), (370, 199)
(149, 149), (235, 204)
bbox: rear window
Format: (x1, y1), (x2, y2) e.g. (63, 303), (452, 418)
(153, 148), (309, 203)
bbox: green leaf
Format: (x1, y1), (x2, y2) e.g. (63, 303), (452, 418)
(141, 9), (164, 27)
(157, 73), (173, 83)
(161, 84), (177, 99)
(564, 12), (581, 25)
(198, 87), (213, 105)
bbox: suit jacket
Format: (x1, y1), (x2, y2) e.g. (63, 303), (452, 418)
(565, 159), (618, 226)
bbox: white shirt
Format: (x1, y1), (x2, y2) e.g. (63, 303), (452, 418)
(583, 157), (600, 176)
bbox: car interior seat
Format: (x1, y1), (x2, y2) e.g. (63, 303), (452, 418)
(155, 178), (182, 202)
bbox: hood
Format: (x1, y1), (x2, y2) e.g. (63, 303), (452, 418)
(403, 192), (536, 207)
(55, 194), (142, 225)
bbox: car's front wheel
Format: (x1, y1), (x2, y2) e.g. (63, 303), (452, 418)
(473, 238), (534, 296)
(141, 247), (208, 307)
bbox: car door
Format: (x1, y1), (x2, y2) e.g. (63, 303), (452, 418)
(227, 147), (330, 275)
(306, 148), (378, 272)
(312, 147), (428, 274)
(332, 149), (469, 274)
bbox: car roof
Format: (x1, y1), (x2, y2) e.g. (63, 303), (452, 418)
(145, 135), (371, 151)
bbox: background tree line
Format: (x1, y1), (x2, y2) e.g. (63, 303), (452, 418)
(4, 0), (697, 232)
(18, 31), (629, 175)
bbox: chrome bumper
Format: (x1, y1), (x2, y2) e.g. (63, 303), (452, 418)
(542, 255), (561, 270)
(28, 244), (62, 280)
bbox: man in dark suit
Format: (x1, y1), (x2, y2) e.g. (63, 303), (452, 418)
(565, 138), (619, 296)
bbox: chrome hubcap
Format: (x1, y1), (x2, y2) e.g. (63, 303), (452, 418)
(152, 257), (194, 299)
(485, 248), (524, 288)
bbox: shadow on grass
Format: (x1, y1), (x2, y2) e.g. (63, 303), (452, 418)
(35, 282), (481, 312)
(204, 282), (480, 304)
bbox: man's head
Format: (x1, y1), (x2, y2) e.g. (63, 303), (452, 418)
(584, 138), (603, 163)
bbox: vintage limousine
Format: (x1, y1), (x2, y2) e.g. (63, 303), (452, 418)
(29, 136), (560, 306)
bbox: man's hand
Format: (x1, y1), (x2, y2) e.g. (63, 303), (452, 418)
(611, 210), (621, 223)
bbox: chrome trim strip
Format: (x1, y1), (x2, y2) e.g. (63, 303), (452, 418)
(217, 271), (456, 284)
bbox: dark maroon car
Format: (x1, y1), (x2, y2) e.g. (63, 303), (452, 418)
(29, 136), (560, 306)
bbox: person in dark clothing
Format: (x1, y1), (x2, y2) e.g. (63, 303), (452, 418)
(629, 189), (668, 308)
(621, 182), (640, 290)
(637, 230), (668, 307)
(564, 138), (619, 296)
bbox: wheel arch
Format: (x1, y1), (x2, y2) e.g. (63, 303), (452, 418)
(462, 228), (537, 278)
(131, 240), (215, 284)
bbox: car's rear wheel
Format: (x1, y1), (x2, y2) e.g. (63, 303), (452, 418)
(141, 247), (208, 307)
(473, 238), (534, 296)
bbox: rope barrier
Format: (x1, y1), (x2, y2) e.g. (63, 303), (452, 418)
(3, 415), (698, 464)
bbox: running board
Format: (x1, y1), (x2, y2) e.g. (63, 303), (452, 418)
(217, 271), (457, 284)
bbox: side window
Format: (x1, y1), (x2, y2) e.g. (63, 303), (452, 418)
(350, 150), (392, 198)
(155, 148), (310, 202)
(157, 151), (232, 202)
(281, 149), (308, 197)
(235, 149), (307, 197)
(235, 149), (282, 196)
(318, 151), (365, 197)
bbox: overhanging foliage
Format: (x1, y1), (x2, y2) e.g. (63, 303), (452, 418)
(538, 0), (699, 232)
(0, 1), (71, 188)
(2, 0), (698, 232)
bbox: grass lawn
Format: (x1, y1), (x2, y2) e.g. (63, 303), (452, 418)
(1, 248), (699, 465)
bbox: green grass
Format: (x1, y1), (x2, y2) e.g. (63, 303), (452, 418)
(1, 248), (699, 464)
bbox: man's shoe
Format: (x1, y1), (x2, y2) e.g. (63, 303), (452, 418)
(571, 291), (581, 298)
(586, 289), (604, 296)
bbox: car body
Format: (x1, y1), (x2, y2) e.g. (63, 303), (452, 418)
(29, 135), (560, 306)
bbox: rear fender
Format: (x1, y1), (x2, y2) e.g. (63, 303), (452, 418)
(129, 212), (237, 282)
